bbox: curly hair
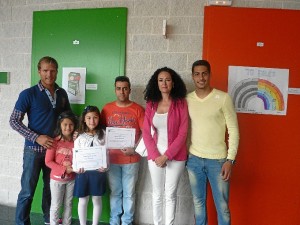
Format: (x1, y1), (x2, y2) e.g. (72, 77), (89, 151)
(78, 105), (104, 139)
(144, 67), (187, 102)
(54, 111), (78, 140)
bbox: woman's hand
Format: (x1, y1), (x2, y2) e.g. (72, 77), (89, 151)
(121, 147), (136, 156)
(65, 166), (73, 174)
(154, 155), (168, 168)
(97, 167), (108, 172)
(76, 168), (85, 174)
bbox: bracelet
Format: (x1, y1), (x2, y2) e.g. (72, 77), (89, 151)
(226, 159), (236, 164)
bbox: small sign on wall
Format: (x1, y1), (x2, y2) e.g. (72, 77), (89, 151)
(228, 66), (289, 116)
(62, 67), (86, 104)
(86, 83), (98, 90)
(0, 72), (9, 84)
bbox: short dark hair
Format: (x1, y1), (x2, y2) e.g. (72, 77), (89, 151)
(192, 60), (211, 74)
(37, 56), (58, 70)
(115, 76), (131, 88)
(144, 67), (187, 102)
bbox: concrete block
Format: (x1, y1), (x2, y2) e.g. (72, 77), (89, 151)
(40, 0), (74, 3)
(0, 130), (10, 149)
(8, 70), (30, 85)
(170, 0), (203, 17)
(3, 22), (26, 38)
(1, 38), (31, 54)
(128, 17), (153, 34)
(283, 2), (300, 9)
(39, 3), (69, 11)
(66, 1), (100, 9)
(177, 196), (195, 213)
(12, 5), (36, 22)
(3, 54), (25, 69)
(129, 88), (146, 106)
(168, 34), (202, 53)
(174, 198), (195, 224)
(8, 190), (19, 207)
(0, 190), (9, 205)
(102, 1), (135, 16)
(0, 7), (12, 22)
(0, 24), (4, 38)
(127, 52), (151, 70)
(126, 34), (133, 51)
(11, 0), (26, 6)
(0, 39), (7, 54)
(187, 53), (202, 69)
(132, 35), (168, 52)
(153, 17), (190, 36)
(7, 146), (24, 162)
(1, 85), (27, 102)
(188, 17), (203, 34)
(136, 158), (152, 193)
(135, 192), (154, 224)
(177, 170), (193, 196)
(26, 0), (47, 5)
(9, 160), (22, 177)
(24, 21), (32, 38)
(151, 52), (188, 71)
(151, 17), (167, 35)
(134, 0), (169, 16)
(126, 69), (153, 86)
(0, 160), (9, 175)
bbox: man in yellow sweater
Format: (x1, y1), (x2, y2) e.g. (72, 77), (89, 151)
(186, 60), (239, 225)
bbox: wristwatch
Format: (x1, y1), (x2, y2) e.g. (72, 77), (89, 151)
(226, 159), (236, 164)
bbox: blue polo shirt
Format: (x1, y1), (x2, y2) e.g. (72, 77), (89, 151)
(12, 81), (71, 149)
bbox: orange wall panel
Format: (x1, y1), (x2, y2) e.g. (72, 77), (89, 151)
(203, 6), (300, 225)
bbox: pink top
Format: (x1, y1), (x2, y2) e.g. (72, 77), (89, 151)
(143, 99), (188, 161)
(45, 137), (75, 181)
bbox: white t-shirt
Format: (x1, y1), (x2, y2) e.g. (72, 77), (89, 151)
(153, 112), (168, 154)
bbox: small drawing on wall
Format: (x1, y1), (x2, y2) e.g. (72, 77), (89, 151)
(62, 67), (86, 104)
(228, 66), (289, 116)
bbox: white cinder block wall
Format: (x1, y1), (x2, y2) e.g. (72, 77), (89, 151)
(0, 0), (299, 224)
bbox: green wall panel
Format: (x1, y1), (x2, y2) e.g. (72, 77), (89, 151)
(31, 7), (127, 223)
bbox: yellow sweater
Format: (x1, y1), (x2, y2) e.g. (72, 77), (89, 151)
(186, 89), (239, 160)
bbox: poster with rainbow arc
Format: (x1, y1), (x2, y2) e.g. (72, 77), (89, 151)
(228, 66), (289, 115)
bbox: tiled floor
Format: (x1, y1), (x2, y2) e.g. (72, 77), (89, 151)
(0, 205), (109, 225)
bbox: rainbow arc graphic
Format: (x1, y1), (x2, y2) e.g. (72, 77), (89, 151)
(231, 78), (284, 111)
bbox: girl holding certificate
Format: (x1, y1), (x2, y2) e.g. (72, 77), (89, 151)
(73, 105), (107, 225)
(45, 111), (78, 225)
(143, 67), (188, 225)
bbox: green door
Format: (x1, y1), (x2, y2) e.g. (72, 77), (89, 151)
(31, 7), (127, 223)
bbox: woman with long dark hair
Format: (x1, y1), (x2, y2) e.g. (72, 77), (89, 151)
(143, 67), (188, 225)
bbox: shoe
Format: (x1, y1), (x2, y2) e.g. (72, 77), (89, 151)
(44, 222), (50, 225)
(58, 218), (63, 225)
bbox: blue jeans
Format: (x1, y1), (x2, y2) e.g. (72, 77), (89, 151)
(108, 162), (139, 225)
(186, 155), (230, 225)
(15, 147), (51, 225)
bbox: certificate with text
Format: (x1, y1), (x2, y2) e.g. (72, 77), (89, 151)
(72, 146), (107, 171)
(106, 127), (136, 149)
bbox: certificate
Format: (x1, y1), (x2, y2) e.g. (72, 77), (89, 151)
(106, 127), (136, 149)
(72, 146), (107, 171)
